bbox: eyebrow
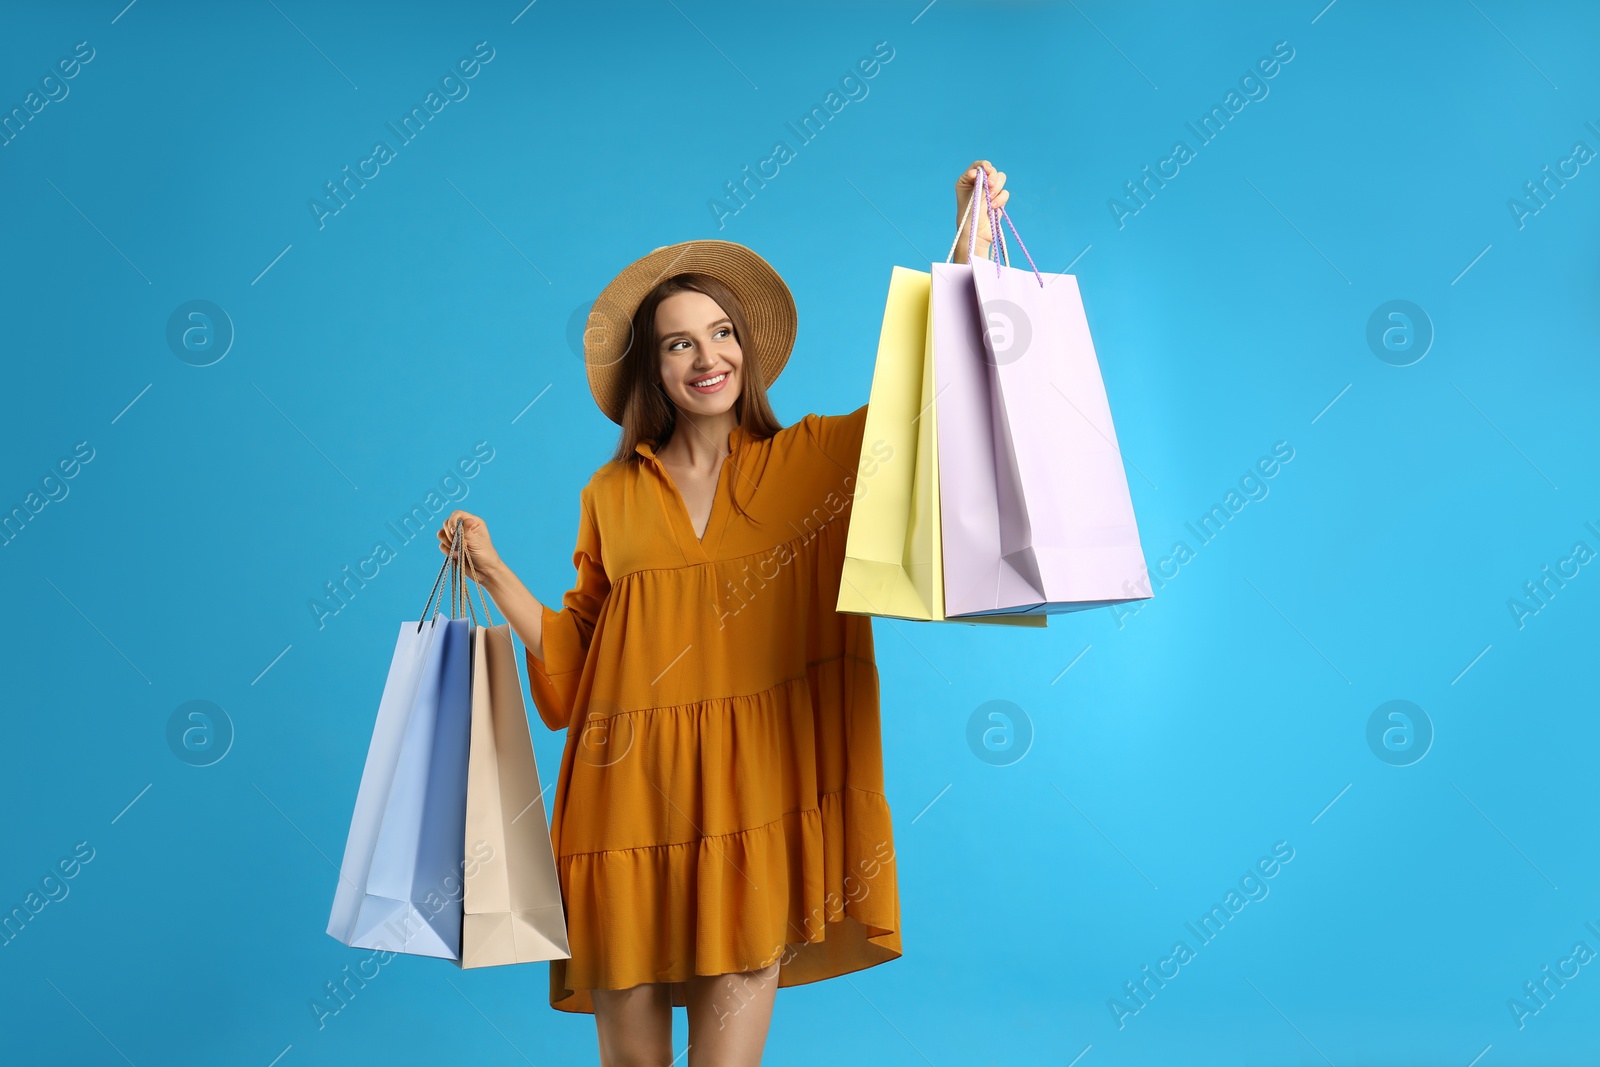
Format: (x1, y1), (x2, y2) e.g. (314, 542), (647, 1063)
(659, 317), (732, 344)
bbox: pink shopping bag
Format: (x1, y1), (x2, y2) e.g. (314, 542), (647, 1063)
(934, 168), (1152, 617)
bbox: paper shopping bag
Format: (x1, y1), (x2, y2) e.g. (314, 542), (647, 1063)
(327, 614), (474, 959)
(459, 622), (572, 968)
(837, 265), (1044, 627)
(967, 257), (1151, 614)
(934, 167), (1152, 618)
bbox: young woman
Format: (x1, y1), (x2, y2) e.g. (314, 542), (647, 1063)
(439, 160), (1010, 1067)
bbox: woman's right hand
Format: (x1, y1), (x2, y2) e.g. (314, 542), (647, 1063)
(954, 159), (1007, 262)
(438, 510), (503, 582)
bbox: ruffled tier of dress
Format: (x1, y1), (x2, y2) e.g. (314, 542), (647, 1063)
(550, 782), (900, 1013)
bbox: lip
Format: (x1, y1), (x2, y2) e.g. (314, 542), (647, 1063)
(687, 370), (731, 393)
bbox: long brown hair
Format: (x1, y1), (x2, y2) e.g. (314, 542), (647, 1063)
(606, 272), (785, 466)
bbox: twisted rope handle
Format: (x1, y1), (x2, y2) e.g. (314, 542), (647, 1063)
(415, 525), (457, 631)
(414, 518), (495, 630)
(458, 530), (495, 627)
(979, 167), (1004, 270)
(945, 169), (992, 263)
(943, 167), (1044, 287)
(451, 522), (461, 620)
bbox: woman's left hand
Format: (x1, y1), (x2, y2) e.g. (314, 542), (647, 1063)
(954, 159), (1008, 261)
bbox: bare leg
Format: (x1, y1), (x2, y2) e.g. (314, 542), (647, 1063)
(685, 961), (781, 1066)
(592, 981), (674, 1067)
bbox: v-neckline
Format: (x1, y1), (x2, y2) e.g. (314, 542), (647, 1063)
(647, 426), (740, 552)
(660, 455), (727, 544)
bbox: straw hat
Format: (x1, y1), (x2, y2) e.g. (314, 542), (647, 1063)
(582, 239), (798, 425)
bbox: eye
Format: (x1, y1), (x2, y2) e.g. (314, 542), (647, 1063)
(715, 327), (731, 339)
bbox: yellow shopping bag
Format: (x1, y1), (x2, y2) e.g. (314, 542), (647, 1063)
(837, 265), (1045, 627)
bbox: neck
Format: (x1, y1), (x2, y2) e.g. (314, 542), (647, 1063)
(660, 407), (738, 470)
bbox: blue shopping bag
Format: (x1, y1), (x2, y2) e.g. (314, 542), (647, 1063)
(327, 545), (475, 959)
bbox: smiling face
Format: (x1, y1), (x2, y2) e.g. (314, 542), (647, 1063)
(654, 289), (745, 417)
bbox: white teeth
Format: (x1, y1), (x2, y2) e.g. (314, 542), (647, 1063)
(691, 373), (727, 388)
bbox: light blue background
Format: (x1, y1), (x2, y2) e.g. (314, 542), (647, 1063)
(3, 1), (1598, 1064)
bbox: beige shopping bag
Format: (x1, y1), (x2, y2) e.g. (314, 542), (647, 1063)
(459, 621), (572, 967)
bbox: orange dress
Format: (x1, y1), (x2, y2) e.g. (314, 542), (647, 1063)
(524, 403), (902, 1014)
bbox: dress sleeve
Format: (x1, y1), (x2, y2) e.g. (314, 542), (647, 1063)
(799, 402), (869, 480)
(525, 484), (609, 731)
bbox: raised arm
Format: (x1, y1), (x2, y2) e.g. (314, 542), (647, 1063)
(801, 403), (870, 482)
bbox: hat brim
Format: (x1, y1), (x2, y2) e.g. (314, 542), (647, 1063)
(583, 240), (797, 426)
